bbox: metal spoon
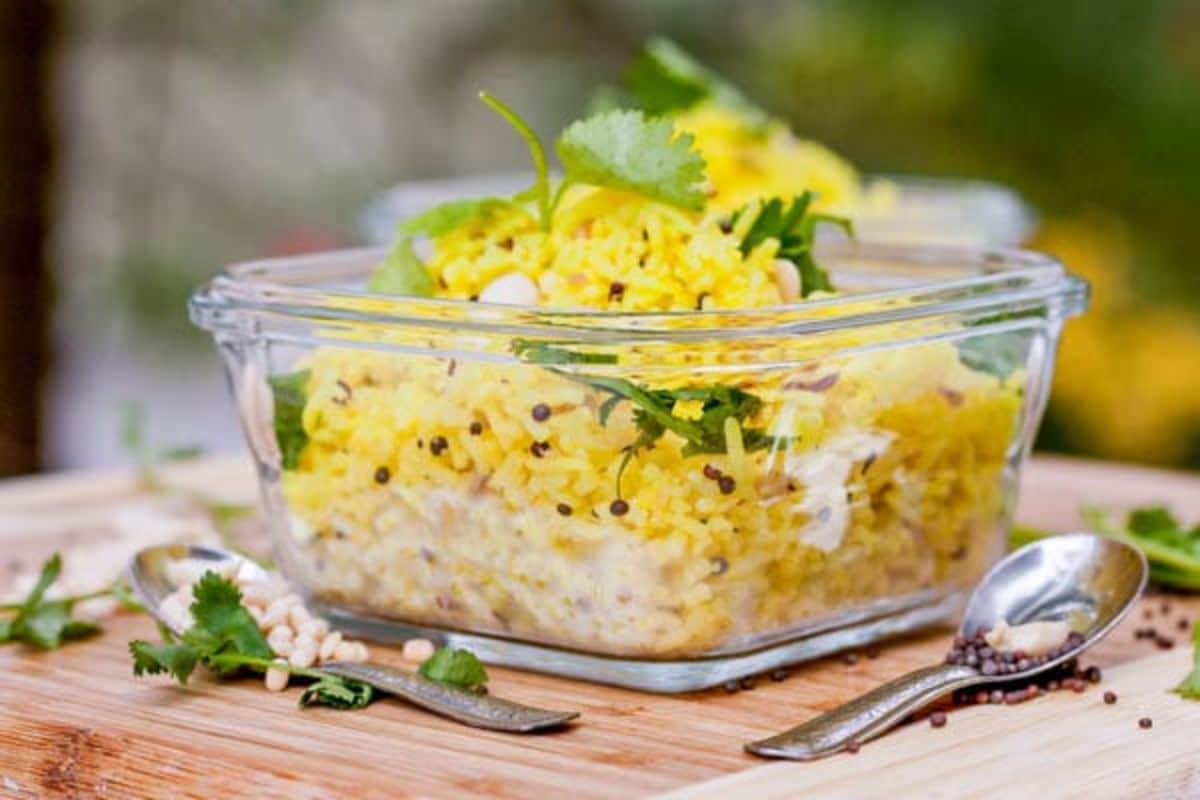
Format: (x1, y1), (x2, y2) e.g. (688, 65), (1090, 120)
(746, 532), (1147, 760)
(129, 543), (579, 733)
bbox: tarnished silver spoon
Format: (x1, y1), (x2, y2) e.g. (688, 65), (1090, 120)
(746, 532), (1147, 760)
(129, 543), (579, 733)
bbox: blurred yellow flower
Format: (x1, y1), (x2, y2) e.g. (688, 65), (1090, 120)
(1036, 213), (1200, 465)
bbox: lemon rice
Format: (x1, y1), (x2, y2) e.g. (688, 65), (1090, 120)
(266, 89), (1025, 659)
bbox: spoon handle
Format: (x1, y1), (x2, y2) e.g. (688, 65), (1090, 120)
(745, 663), (979, 760)
(319, 662), (579, 733)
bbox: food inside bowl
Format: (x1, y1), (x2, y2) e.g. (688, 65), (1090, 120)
(193, 42), (1084, 680)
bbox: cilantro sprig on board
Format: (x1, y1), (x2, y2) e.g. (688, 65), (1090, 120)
(129, 572), (375, 711)
(369, 93), (707, 296)
(512, 340), (783, 496)
(0, 554), (143, 650)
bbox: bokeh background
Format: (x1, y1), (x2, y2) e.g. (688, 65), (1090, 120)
(3, 0), (1199, 476)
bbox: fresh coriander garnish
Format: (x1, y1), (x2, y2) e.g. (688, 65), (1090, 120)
(0, 554), (139, 649)
(398, 197), (524, 240)
(1010, 504), (1200, 591)
(366, 238), (436, 297)
(418, 646), (489, 693)
(129, 571), (374, 711)
(120, 403), (204, 489)
(1175, 621), (1200, 700)
(511, 339), (619, 365)
(1082, 505), (1200, 590)
(735, 193), (852, 298)
(369, 93), (708, 293)
(513, 342), (784, 496)
(955, 311), (1045, 379)
(299, 674), (376, 710)
(269, 369), (311, 471)
(555, 109), (707, 213)
(369, 196), (526, 298)
(623, 36), (769, 131)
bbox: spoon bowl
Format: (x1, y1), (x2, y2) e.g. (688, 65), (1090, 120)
(746, 533), (1147, 760)
(129, 543), (580, 733)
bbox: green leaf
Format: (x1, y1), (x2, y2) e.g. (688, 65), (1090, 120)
(623, 37), (769, 131)
(736, 194), (844, 298)
(298, 675), (375, 710)
(1128, 506), (1181, 537)
(418, 647), (489, 692)
(187, 571), (273, 663)
(20, 601), (100, 649)
(512, 340), (782, 496)
(556, 110), (708, 212)
(130, 639), (200, 684)
(957, 333), (1029, 380)
(1175, 622), (1200, 700)
(0, 554), (103, 650)
(479, 92), (552, 230)
(1008, 523), (1048, 549)
(512, 339), (618, 365)
(1080, 505), (1200, 591)
(268, 369), (311, 471)
(398, 197), (521, 239)
(118, 403), (204, 482)
(367, 238), (435, 298)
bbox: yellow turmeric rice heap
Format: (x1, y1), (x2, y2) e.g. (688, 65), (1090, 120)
(271, 51), (1022, 658)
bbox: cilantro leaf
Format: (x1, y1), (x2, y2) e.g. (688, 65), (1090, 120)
(511, 339), (618, 365)
(957, 333), (1028, 380)
(398, 197), (521, 239)
(1128, 506), (1183, 538)
(624, 37), (769, 131)
(1175, 622), (1200, 700)
(128, 572), (375, 711)
(119, 404), (203, 487)
(1080, 505), (1200, 591)
(268, 369), (310, 471)
(187, 571), (273, 664)
(372, 175), (523, 297)
(418, 647), (489, 692)
(130, 638), (201, 684)
(556, 109), (707, 212)
(299, 675), (375, 710)
(955, 310), (1048, 379)
(513, 342), (783, 496)
(0, 555), (103, 650)
(736, 193), (849, 298)
(367, 238), (436, 298)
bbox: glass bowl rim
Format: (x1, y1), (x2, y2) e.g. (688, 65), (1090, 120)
(189, 239), (1087, 342)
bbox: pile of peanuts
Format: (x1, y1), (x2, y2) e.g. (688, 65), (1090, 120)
(160, 558), (392, 692)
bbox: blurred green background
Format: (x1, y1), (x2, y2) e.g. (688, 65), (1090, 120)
(18, 0), (1200, 471)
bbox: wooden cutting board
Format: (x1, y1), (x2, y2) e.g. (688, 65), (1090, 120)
(0, 455), (1197, 799)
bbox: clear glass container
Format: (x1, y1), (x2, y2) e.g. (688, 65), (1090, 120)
(190, 241), (1085, 691)
(360, 173), (1036, 248)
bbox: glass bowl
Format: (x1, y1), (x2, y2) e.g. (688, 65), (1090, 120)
(359, 173), (1036, 248)
(190, 241), (1085, 691)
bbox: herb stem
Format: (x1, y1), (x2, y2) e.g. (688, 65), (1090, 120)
(0, 587), (117, 613)
(479, 91), (552, 230)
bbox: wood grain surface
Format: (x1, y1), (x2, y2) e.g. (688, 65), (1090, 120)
(0, 455), (1196, 799)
